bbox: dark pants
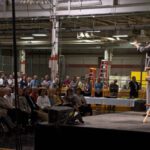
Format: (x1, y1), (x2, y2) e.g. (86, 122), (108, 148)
(130, 90), (138, 98)
(7, 109), (30, 127)
(79, 105), (93, 116)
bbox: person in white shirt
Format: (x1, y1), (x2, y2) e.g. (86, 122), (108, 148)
(37, 88), (51, 112)
(7, 74), (14, 88)
(3, 87), (15, 108)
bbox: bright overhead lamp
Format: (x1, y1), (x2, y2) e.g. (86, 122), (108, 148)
(80, 32), (85, 38)
(116, 37), (120, 40)
(85, 32), (90, 38)
(106, 37), (116, 41)
(20, 37), (34, 40)
(32, 34), (48, 37)
(113, 35), (128, 38)
(87, 30), (101, 33)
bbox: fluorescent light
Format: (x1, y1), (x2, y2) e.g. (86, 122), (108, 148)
(80, 32), (85, 38)
(20, 37), (34, 40)
(85, 32), (90, 38)
(113, 35), (128, 38)
(32, 34), (47, 37)
(77, 33), (81, 39)
(87, 30), (101, 33)
(106, 37), (115, 41)
(116, 37), (120, 40)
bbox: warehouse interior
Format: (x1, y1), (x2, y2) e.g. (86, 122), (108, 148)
(1, 0), (150, 149)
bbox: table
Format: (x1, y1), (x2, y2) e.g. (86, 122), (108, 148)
(85, 97), (136, 107)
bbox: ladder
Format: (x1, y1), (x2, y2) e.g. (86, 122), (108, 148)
(145, 53), (150, 71)
(99, 60), (109, 88)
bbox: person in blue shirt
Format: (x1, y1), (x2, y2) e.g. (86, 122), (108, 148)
(95, 78), (103, 97)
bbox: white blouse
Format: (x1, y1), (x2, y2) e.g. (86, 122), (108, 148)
(37, 95), (51, 109)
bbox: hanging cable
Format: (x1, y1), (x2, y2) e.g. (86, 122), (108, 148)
(12, 0), (22, 150)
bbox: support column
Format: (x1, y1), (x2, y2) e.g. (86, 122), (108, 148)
(19, 50), (26, 74)
(104, 49), (109, 61)
(49, 0), (59, 81)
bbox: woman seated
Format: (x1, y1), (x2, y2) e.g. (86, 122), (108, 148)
(53, 88), (64, 106)
(36, 87), (51, 112)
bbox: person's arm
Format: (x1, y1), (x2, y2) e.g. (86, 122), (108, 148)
(132, 41), (150, 53)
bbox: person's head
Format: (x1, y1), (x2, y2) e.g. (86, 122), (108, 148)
(97, 78), (101, 82)
(45, 75), (49, 80)
(9, 74), (13, 79)
(114, 79), (117, 84)
(76, 88), (82, 95)
(66, 88), (73, 97)
(18, 88), (24, 96)
(76, 76), (80, 81)
(55, 88), (61, 95)
(22, 75), (26, 80)
(5, 87), (12, 96)
(23, 87), (32, 95)
(33, 75), (38, 80)
(27, 76), (32, 82)
(72, 76), (76, 82)
(38, 87), (47, 96)
(132, 76), (136, 82)
(66, 75), (70, 80)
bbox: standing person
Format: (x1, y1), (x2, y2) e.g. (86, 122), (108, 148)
(129, 76), (140, 98)
(94, 78), (103, 97)
(132, 41), (150, 100)
(109, 80), (119, 97)
(84, 77), (92, 96)
(132, 41), (150, 122)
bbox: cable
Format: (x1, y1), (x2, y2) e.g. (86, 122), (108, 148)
(12, 0), (22, 150)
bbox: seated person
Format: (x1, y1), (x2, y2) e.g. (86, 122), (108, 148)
(24, 87), (48, 123)
(36, 87), (51, 112)
(75, 88), (92, 116)
(53, 88), (64, 106)
(63, 88), (84, 124)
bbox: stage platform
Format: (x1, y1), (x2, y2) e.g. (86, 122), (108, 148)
(35, 111), (150, 149)
(80, 111), (150, 133)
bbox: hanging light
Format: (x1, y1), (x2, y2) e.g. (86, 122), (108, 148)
(85, 32), (90, 38)
(80, 32), (85, 38)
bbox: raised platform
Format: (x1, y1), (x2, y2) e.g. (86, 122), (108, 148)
(80, 111), (150, 132)
(35, 111), (150, 149)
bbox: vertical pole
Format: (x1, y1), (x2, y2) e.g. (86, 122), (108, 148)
(19, 50), (26, 74)
(104, 49), (109, 61)
(50, 0), (59, 81)
(12, 0), (22, 150)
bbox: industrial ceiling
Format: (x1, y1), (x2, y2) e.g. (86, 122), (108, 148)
(0, 0), (150, 55)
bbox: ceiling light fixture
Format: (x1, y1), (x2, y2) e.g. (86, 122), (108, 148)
(113, 35), (128, 38)
(32, 34), (48, 37)
(106, 37), (115, 41)
(85, 32), (90, 38)
(20, 37), (34, 40)
(87, 30), (101, 33)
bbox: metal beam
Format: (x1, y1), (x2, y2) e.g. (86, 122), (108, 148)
(56, 4), (150, 16)
(1, 3), (150, 18)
